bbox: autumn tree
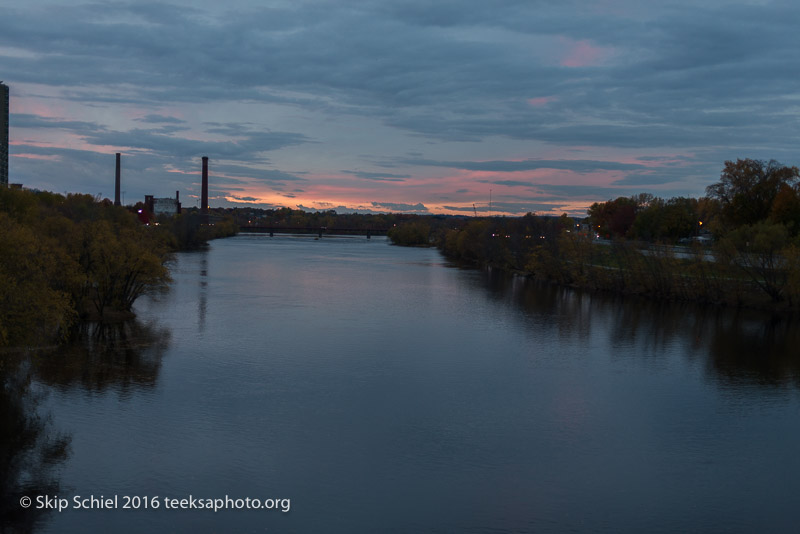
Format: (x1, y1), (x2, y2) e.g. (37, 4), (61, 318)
(588, 197), (638, 237)
(631, 197), (699, 242)
(768, 183), (800, 236)
(706, 159), (800, 232)
(715, 222), (792, 302)
(387, 220), (431, 246)
(78, 221), (170, 319)
(0, 214), (76, 346)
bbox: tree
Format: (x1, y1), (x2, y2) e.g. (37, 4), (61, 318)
(716, 222), (792, 302)
(79, 221), (170, 319)
(0, 214), (76, 346)
(588, 197), (638, 237)
(706, 159), (800, 231)
(387, 220), (431, 246)
(768, 183), (800, 236)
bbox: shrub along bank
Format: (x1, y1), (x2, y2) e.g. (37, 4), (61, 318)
(0, 187), (236, 347)
(388, 159), (800, 311)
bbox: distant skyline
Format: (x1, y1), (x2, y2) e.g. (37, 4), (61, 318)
(2, 0), (799, 216)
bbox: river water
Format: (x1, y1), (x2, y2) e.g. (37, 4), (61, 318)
(7, 234), (800, 533)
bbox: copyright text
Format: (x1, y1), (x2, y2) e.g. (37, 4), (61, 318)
(22, 495), (291, 513)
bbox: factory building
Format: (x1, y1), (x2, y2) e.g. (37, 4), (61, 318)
(1, 82), (9, 187)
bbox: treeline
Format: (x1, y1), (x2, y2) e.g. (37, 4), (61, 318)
(154, 209), (238, 250)
(388, 159), (800, 310)
(0, 188), (236, 347)
(229, 206), (438, 232)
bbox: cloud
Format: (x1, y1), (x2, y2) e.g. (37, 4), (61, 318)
(341, 170), (411, 182)
(135, 114), (186, 124)
(370, 201), (429, 213)
(81, 128), (311, 160)
(442, 201), (558, 216)
(406, 158), (648, 173)
(296, 204), (385, 215)
(211, 163), (306, 183)
(11, 113), (107, 134)
(3, 0), (800, 212)
(559, 39), (611, 67)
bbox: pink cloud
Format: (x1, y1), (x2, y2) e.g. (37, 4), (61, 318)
(10, 96), (65, 118)
(527, 96), (557, 107)
(11, 153), (61, 161)
(9, 139), (54, 147)
(560, 39), (607, 67)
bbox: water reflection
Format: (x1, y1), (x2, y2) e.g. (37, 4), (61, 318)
(0, 355), (69, 534)
(474, 267), (800, 387)
(198, 251), (208, 333)
(0, 319), (171, 533)
(33, 320), (171, 394)
(704, 312), (800, 387)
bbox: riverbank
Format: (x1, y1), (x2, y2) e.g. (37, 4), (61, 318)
(20, 233), (800, 533)
(389, 217), (800, 314)
(0, 187), (236, 347)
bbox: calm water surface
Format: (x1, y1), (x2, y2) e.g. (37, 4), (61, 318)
(8, 235), (800, 533)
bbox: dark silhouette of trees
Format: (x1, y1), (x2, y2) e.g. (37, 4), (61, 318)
(706, 159), (800, 231)
(0, 188), (175, 346)
(588, 197), (638, 237)
(387, 220), (431, 246)
(385, 159), (800, 310)
(716, 222), (792, 302)
(630, 197), (699, 242)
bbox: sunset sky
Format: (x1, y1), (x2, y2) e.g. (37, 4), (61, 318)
(2, 0), (799, 216)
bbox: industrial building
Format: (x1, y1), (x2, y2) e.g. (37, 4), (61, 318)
(1, 81), (9, 187)
(145, 193), (182, 216)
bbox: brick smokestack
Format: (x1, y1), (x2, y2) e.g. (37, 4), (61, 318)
(201, 156), (209, 217)
(114, 153), (121, 206)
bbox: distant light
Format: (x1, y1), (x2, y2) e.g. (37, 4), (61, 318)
(138, 209), (143, 213)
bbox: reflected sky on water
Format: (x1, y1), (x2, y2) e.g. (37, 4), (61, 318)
(10, 235), (800, 534)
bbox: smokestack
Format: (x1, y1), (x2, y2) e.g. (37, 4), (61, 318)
(114, 153), (121, 206)
(201, 156), (209, 217)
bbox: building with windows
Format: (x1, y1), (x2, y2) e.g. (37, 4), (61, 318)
(144, 192), (182, 216)
(1, 82), (9, 187)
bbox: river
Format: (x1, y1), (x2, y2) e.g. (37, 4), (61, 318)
(6, 234), (800, 533)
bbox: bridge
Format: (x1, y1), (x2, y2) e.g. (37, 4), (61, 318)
(238, 226), (389, 238)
